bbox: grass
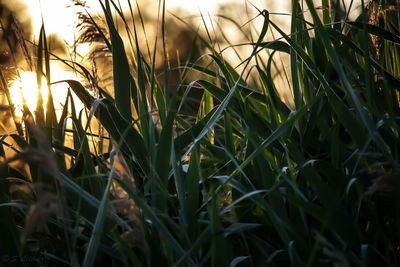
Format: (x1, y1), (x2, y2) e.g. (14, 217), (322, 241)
(0, 0), (399, 266)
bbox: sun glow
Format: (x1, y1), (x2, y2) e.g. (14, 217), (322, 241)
(9, 70), (85, 120)
(10, 72), (48, 118)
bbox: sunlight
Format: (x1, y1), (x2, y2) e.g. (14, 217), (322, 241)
(9, 69), (85, 120)
(9, 72), (48, 118)
(19, 0), (266, 46)
(25, 0), (79, 45)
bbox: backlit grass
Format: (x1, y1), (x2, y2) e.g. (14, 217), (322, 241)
(0, 0), (399, 266)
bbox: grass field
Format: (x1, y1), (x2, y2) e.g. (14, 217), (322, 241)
(0, 0), (399, 266)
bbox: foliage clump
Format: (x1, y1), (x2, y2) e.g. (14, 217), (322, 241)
(0, 0), (399, 266)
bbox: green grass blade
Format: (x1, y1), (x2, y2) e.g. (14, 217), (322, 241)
(116, 178), (196, 266)
(100, 0), (132, 121)
(83, 152), (117, 267)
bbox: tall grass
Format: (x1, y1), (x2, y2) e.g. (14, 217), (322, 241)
(0, 0), (399, 266)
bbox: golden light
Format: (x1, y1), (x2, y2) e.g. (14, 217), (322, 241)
(9, 69), (85, 120)
(25, 0), (80, 45)
(9, 72), (48, 118)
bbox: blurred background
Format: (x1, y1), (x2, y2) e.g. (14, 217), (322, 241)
(0, 0), (362, 126)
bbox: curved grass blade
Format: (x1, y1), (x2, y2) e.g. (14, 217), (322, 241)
(304, 0), (399, 170)
(100, 0), (132, 121)
(83, 152), (117, 267)
(56, 80), (149, 175)
(116, 178), (196, 266)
